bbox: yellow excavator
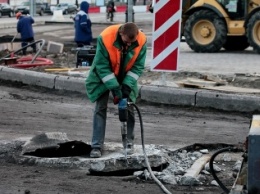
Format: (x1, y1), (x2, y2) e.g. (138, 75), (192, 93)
(149, 0), (260, 53)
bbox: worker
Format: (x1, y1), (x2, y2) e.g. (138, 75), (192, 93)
(85, 22), (147, 158)
(74, 1), (92, 47)
(106, 0), (115, 22)
(16, 11), (36, 55)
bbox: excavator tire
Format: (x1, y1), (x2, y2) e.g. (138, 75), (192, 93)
(223, 36), (249, 51)
(247, 11), (260, 54)
(184, 10), (227, 53)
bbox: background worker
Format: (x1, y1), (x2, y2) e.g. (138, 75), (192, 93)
(74, 1), (92, 47)
(106, 0), (116, 22)
(16, 11), (36, 55)
(85, 22), (147, 158)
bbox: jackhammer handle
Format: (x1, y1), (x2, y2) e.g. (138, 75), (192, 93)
(118, 98), (128, 122)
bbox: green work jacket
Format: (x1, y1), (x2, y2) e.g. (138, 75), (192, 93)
(85, 26), (147, 103)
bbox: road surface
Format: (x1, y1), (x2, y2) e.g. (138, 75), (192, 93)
(0, 82), (251, 194)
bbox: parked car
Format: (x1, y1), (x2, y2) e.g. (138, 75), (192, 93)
(0, 3), (14, 18)
(14, 2), (45, 16)
(43, 3), (55, 15)
(52, 3), (77, 15)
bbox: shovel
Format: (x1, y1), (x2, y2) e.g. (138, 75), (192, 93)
(10, 33), (18, 56)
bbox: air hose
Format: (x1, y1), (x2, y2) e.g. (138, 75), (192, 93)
(131, 103), (172, 194)
(209, 146), (242, 194)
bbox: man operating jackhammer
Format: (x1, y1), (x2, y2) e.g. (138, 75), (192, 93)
(85, 22), (147, 158)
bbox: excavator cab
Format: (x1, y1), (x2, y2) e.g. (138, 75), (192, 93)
(217, 0), (247, 19)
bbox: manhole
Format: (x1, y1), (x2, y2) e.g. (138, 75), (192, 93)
(24, 140), (91, 158)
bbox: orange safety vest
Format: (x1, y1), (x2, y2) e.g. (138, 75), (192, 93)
(100, 24), (146, 76)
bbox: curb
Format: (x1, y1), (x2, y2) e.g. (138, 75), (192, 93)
(0, 66), (260, 113)
(140, 85), (260, 112)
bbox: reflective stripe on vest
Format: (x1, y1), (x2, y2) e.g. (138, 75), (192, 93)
(101, 25), (146, 76)
(102, 73), (116, 83)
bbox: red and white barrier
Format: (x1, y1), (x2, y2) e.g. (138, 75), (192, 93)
(150, 0), (182, 72)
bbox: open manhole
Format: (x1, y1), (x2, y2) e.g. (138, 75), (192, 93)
(23, 140), (92, 158)
(20, 132), (170, 176)
(24, 139), (168, 176)
(9, 131), (243, 186)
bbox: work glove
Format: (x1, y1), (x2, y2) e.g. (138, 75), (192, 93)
(111, 87), (122, 105)
(122, 84), (131, 99)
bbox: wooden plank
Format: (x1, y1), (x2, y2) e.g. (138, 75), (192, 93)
(178, 79), (260, 93)
(229, 185), (244, 194)
(204, 86), (260, 93)
(203, 75), (227, 85)
(184, 154), (211, 177)
(177, 78), (218, 89)
(187, 78), (218, 87)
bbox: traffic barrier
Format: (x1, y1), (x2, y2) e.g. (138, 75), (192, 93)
(51, 10), (65, 21)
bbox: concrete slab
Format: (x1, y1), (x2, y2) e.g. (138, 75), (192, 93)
(16, 139), (167, 173)
(0, 132), (180, 173)
(1, 133), (239, 186)
(15, 141), (172, 173)
(2, 132), (178, 173)
(46, 41), (64, 54)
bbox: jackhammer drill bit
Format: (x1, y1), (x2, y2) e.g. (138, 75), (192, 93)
(121, 122), (128, 160)
(118, 98), (129, 163)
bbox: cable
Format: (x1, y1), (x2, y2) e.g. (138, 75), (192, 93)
(131, 103), (242, 194)
(132, 103), (172, 194)
(209, 146), (240, 194)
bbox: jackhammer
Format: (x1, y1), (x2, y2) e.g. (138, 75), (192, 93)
(118, 98), (129, 158)
(118, 98), (172, 194)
